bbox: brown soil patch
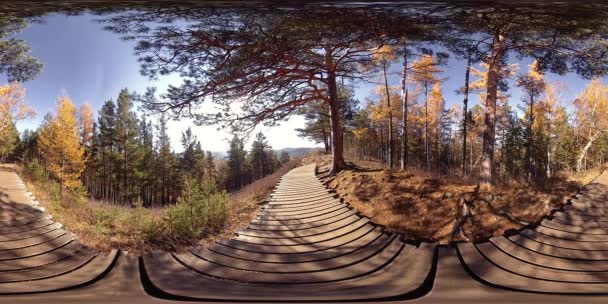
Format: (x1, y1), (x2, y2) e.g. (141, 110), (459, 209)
(304, 152), (596, 243)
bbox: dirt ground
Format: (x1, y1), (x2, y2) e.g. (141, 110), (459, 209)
(303, 152), (598, 243)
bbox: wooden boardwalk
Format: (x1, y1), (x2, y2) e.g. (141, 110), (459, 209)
(0, 165), (117, 294)
(457, 171), (608, 294)
(2, 163), (608, 303)
(142, 164), (434, 301)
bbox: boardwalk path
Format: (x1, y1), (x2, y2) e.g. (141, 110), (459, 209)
(142, 164), (434, 301)
(2, 163), (608, 303)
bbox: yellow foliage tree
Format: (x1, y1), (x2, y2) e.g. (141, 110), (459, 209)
(0, 82), (34, 137)
(469, 61), (518, 106)
(410, 54), (443, 169)
(428, 82), (444, 129)
(38, 96), (85, 194)
(372, 45), (399, 169)
(517, 60), (546, 178)
(371, 45), (398, 63)
(428, 82), (445, 160)
(79, 102), (94, 148)
(574, 79), (608, 171)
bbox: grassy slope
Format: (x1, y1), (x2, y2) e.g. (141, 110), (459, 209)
(15, 158), (301, 254)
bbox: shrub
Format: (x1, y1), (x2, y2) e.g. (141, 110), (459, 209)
(166, 176), (229, 240)
(93, 207), (120, 235)
(26, 160), (48, 183)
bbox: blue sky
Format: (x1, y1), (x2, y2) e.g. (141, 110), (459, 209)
(6, 13), (601, 152)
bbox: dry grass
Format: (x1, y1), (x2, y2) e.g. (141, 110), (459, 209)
(303, 152), (602, 243)
(15, 171), (167, 254)
(16, 159), (301, 254)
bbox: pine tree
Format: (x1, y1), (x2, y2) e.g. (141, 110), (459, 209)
(279, 151), (290, 164)
(204, 151), (217, 184)
(156, 113), (177, 204)
(114, 88), (142, 203)
(250, 132), (274, 179)
(180, 127), (207, 184)
(96, 100), (117, 201)
(226, 134), (247, 190)
(138, 117), (155, 205)
(0, 120), (19, 162)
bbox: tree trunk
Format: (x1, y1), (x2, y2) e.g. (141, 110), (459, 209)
(547, 144), (551, 178)
(526, 94), (534, 179)
(462, 57), (471, 176)
(383, 62), (393, 170)
(577, 130), (605, 172)
(59, 158), (64, 196)
(480, 31), (505, 185)
(401, 46), (408, 171)
(424, 80), (430, 171)
(379, 125), (384, 162)
(326, 51), (346, 174)
(321, 118), (329, 152)
(124, 141), (128, 203)
(546, 120), (552, 178)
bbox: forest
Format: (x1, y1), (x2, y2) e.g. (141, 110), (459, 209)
(91, 2), (608, 186)
(4, 85), (291, 206)
(297, 58), (608, 182)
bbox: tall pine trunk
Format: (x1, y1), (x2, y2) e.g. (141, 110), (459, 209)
(424, 80), (430, 171)
(526, 94), (534, 179)
(462, 57), (471, 176)
(383, 62), (393, 170)
(379, 125), (384, 161)
(481, 31), (505, 185)
(321, 118), (329, 153)
(382, 62), (394, 170)
(326, 50), (346, 174)
(400, 47), (409, 171)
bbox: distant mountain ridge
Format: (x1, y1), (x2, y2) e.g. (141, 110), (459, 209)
(277, 147), (323, 157)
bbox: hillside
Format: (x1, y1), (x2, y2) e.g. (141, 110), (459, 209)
(303, 152), (602, 243)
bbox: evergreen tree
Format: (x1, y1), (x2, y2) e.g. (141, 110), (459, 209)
(249, 132), (274, 180)
(0, 120), (19, 162)
(501, 117), (526, 178)
(156, 113), (177, 204)
(226, 134), (247, 190)
(114, 88), (142, 202)
(138, 117), (155, 205)
(204, 151), (217, 184)
(279, 151), (290, 164)
(96, 100), (117, 201)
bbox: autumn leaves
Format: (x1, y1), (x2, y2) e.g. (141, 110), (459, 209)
(0, 83), (34, 162)
(0, 83), (89, 193)
(37, 96), (90, 194)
